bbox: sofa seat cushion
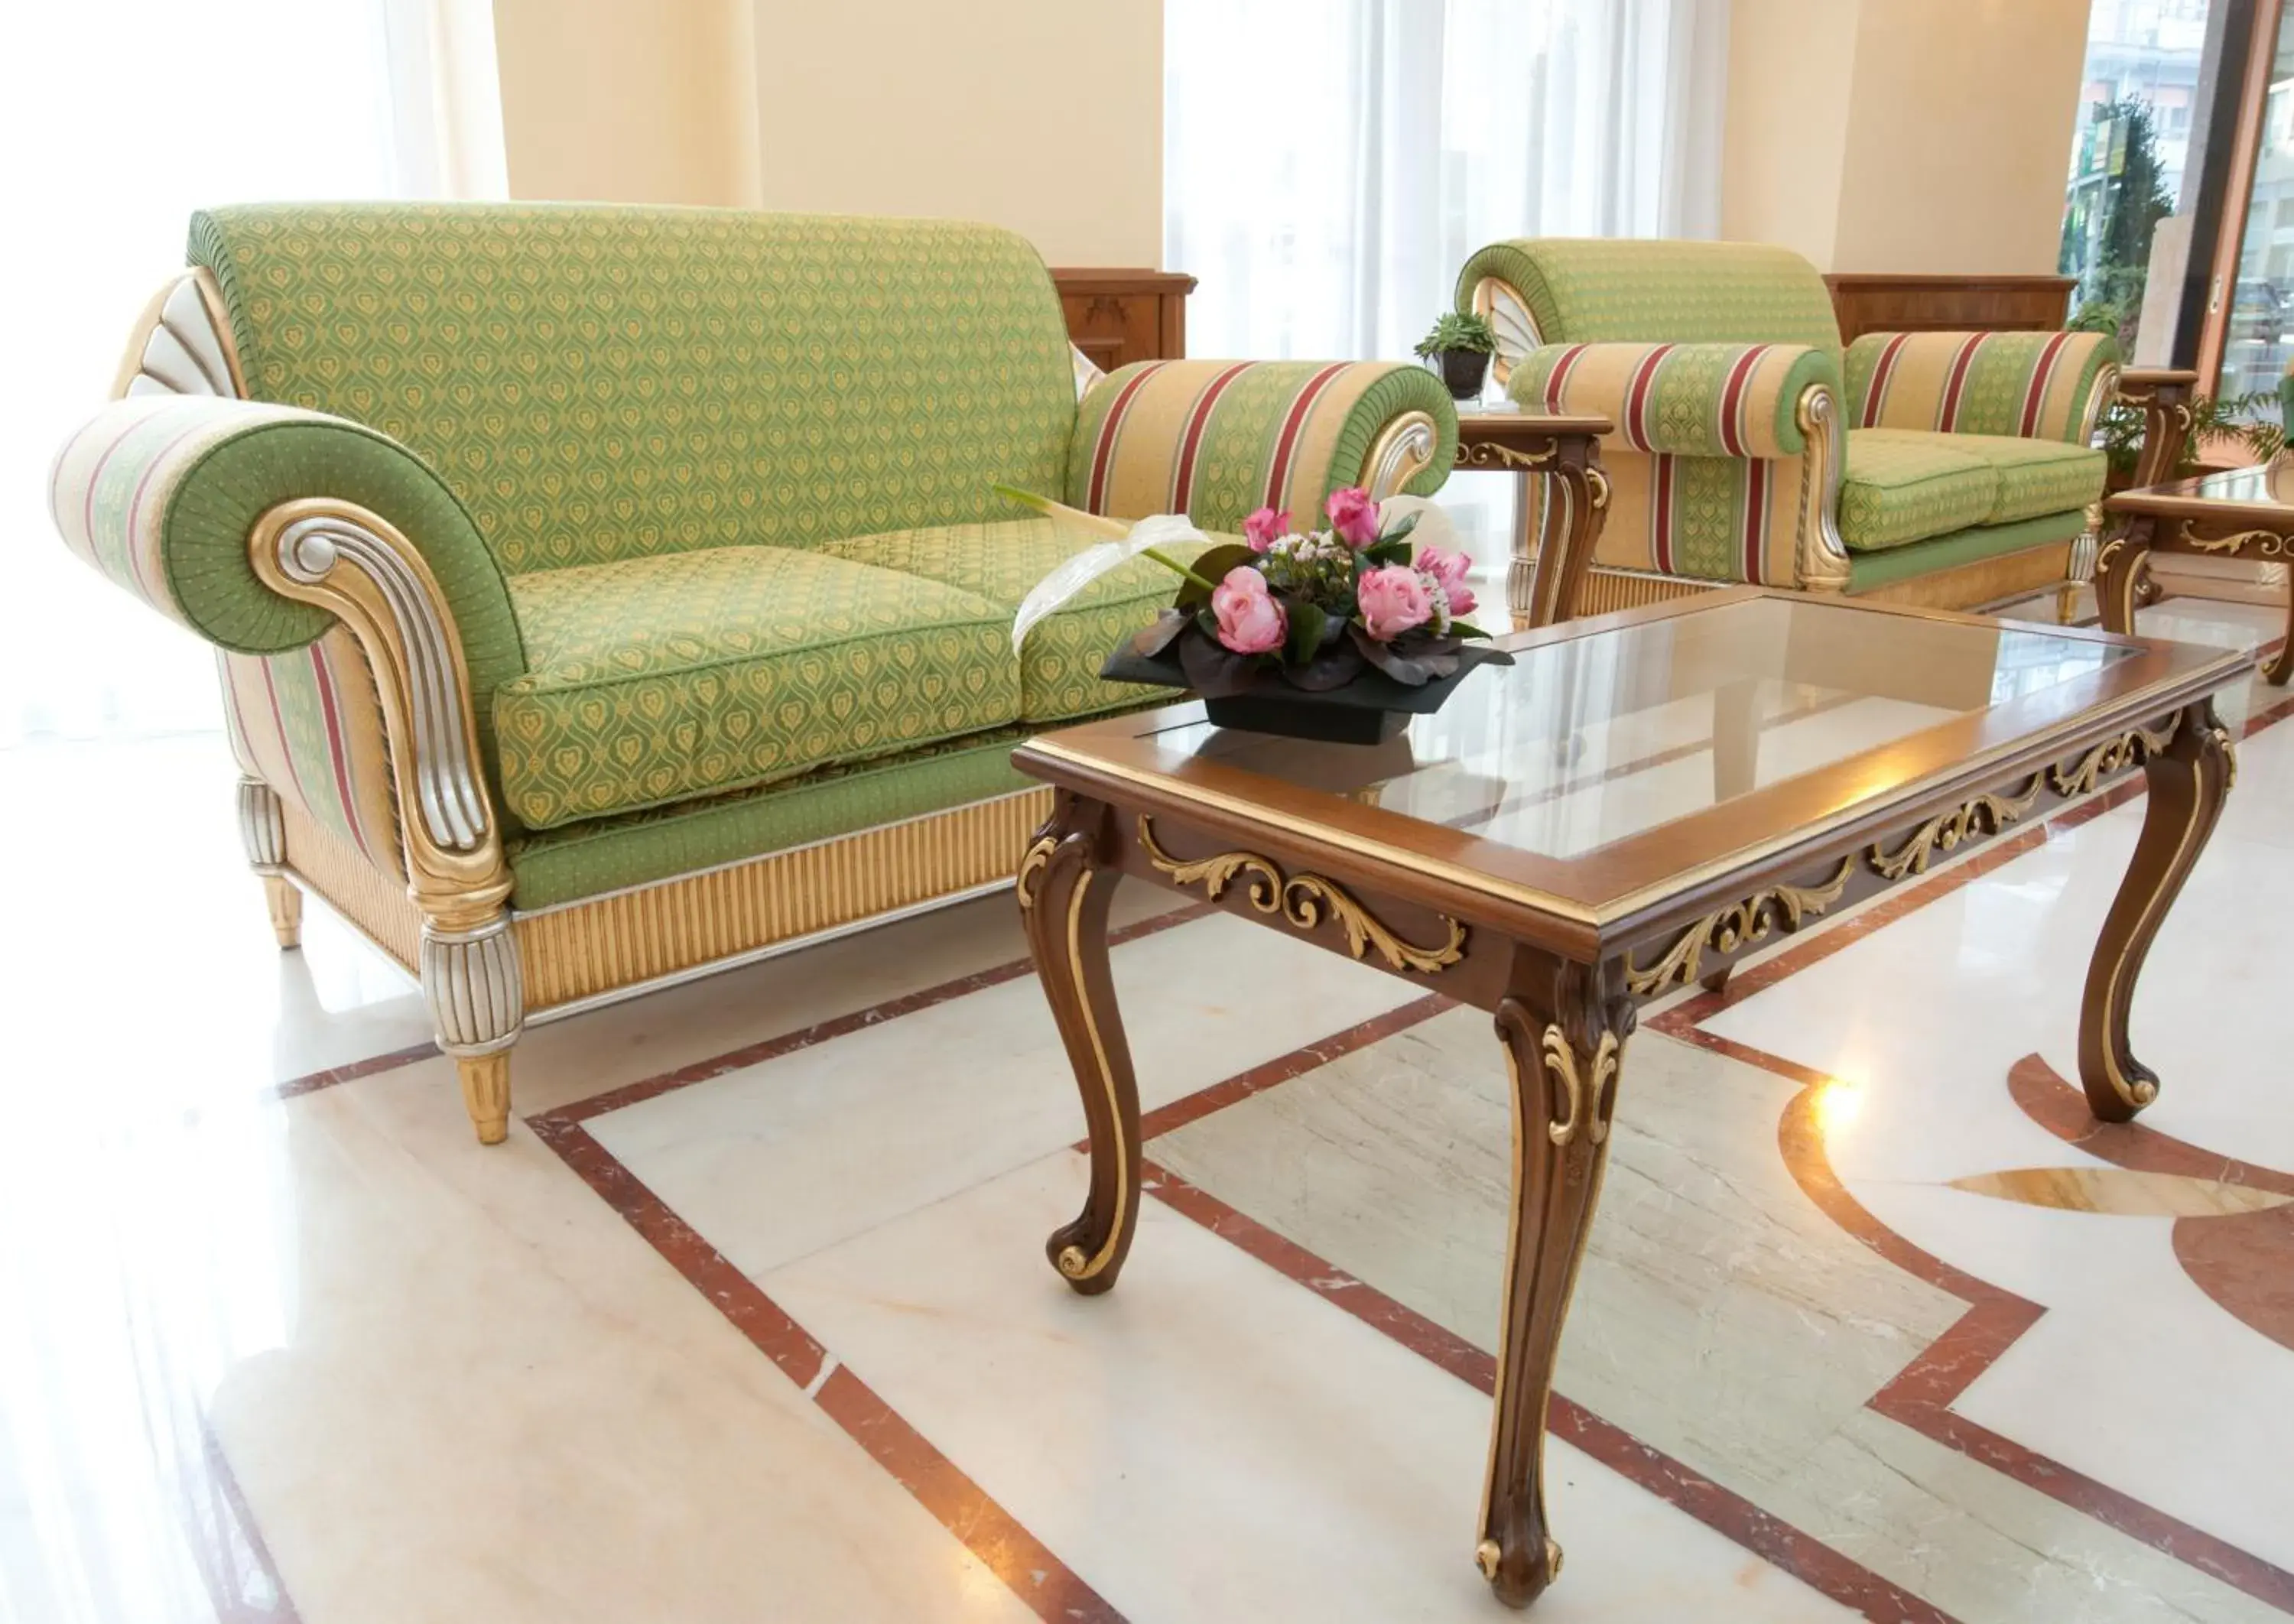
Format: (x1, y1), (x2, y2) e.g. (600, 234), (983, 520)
(817, 518), (1198, 723)
(1840, 429), (1999, 553)
(494, 546), (1019, 829)
(1945, 433), (2107, 525)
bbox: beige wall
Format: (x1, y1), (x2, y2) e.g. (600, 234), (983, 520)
(1724, 0), (2091, 274)
(492, 0), (762, 207)
(489, 0), (1162, 266)
(749, 0), (1162, 265)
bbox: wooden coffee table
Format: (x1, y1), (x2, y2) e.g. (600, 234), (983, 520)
(2101, 456), (2294, 687)
(1010, 589), (2244, 1609)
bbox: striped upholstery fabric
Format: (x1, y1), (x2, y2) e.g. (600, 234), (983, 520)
(48, 394), (317, 629)
(1528, 449), (1805, 586)
(1064, 359), (1454, 532)
(220, 634), (406, 882)
(1508, 341), (1839, 460)
(1845, 330), (2114, 444)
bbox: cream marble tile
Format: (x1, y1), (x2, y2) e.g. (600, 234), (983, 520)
(761, 1150), (1859, 1623)
(211, 1064), (1041, 1624)
(585, 910), (1418, 1280)
(1148, 1015), (2285, 1622)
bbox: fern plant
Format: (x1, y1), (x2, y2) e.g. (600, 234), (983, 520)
(2094, 388), (2286, 479)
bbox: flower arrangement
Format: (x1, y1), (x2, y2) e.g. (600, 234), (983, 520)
(1002, 483), (1509, 743)
(1129, 487), (1497, 696)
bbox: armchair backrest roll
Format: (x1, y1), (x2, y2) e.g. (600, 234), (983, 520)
(189, 203), (1078, 577)
(1454, 238), (1844, 367)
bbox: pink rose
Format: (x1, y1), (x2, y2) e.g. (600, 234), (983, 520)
(1325, 486), (1380, 549)
(1242, 506), (1291, 553)
(1416, 545), (1477, 618)
(1210, 565), (1288, 654)
(1356, 564), (1432, 641)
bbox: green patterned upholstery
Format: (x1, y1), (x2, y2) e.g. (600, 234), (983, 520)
(1455, 239), (1843, 358)
(496, 547), (1017, 828)
(507, 727), (1034, 909)
(1839, 430), (1998, 553)
(816, 518), (1199, 723)
(1950, 434), (2107, 525)
(48, 395), (527, 779)
(189, 203), (1078, 576)
(1506, 341), (1840, 458)
(1845, 510), (2091, 593)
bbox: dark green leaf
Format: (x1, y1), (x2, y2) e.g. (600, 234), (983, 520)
(1132, 607), (1191, 657)
(1178, 627), (1259, 696)
(1283, 598), (1327, 666)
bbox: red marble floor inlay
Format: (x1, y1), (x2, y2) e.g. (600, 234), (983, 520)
(2008, 1052), (2294, 1356)
(196, 1413), (301, 1622)
(528, 1110), (1124, 1624)
(1142, 1159), (1958, 1624)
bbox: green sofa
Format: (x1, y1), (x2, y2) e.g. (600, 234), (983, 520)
(1455, 238), (2117, 615)
(53, 202), (1456, 1142)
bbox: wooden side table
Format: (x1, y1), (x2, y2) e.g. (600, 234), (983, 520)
(2101, 368), (2294, 685)
(1451, 411), (1613, 631)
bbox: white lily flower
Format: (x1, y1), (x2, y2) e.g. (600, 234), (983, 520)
(1000, 486), (1210, 654)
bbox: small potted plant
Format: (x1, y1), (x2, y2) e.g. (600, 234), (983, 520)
(1414, 312), (1498, 401)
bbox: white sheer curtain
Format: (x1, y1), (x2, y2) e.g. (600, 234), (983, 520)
(1166, 0), (1728, 562)
(1168, 0), (1727, 359)
(0, 0), (505, 747)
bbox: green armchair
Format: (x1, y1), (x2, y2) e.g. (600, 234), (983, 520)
(52, 202), (1456, 1142)
(1455, 238), (2117, 616)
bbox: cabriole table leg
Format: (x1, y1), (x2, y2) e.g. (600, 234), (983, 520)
(1480, 960), (1635, 1608)
(1017, 794), (1143, 1295)
(2078, 702), (2234, 1121)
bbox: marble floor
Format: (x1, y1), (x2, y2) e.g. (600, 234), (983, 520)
(3, 593), (2291, 1623)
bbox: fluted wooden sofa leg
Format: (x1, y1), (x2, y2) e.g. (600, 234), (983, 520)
(237, 777), (304, 950)
(420, 911), (525, 1145)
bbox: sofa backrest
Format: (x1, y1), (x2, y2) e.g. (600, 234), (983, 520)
(189, 203), (1077, 575)
(1454, 239), (1844, 361)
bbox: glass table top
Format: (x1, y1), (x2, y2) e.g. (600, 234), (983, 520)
(1115, 596), (2139, 865)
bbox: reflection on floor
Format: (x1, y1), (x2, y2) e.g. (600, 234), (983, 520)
(3, 594), (2291, 1622)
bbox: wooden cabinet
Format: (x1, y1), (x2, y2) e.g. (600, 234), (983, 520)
(1824, 274), (2077, 343)
(1051, 268), (1197, 371)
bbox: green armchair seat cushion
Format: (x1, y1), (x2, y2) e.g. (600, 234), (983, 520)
(816, 518), (1196, 724)
(494, 546), (1020, 829)
(1840, 429), (2108, 554)
(1945, 434), (2107, 526)
(1839, 430), (1998, 553)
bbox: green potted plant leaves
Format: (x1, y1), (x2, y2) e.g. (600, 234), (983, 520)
(1414, 311), (1498, 402)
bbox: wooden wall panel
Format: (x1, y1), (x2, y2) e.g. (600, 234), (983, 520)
(1824, 274), (2077, 343)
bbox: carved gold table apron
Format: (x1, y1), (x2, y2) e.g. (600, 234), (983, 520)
(1009, 589), (2245, 1609)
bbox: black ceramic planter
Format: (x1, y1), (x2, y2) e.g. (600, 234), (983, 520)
(1437, 349), (1491, 401)
(1100, 642), (1511, 745)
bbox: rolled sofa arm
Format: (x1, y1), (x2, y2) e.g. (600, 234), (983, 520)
(1063, 359), (1459, 532)
(48, 393), (524, 914)
(1845, 330), (2119, 444)
(1506, 341), (1844, 460)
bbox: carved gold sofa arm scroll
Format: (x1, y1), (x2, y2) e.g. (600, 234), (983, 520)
(249, 499), (525, 1144)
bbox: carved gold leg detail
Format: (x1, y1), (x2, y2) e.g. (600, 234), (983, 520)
(2078, 703), (2232, 1121)
(1481, 961), (1633, 1609)
(262, 873), (304, 949)
(236, 777), (302, 950)
(1019, 796), (1141, 1295)
(2094, 519), (2150, 638)
(421, 912), (525, 1145)
(457, 1053), (512, 1145)
(2270, 583), (2294, 687)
